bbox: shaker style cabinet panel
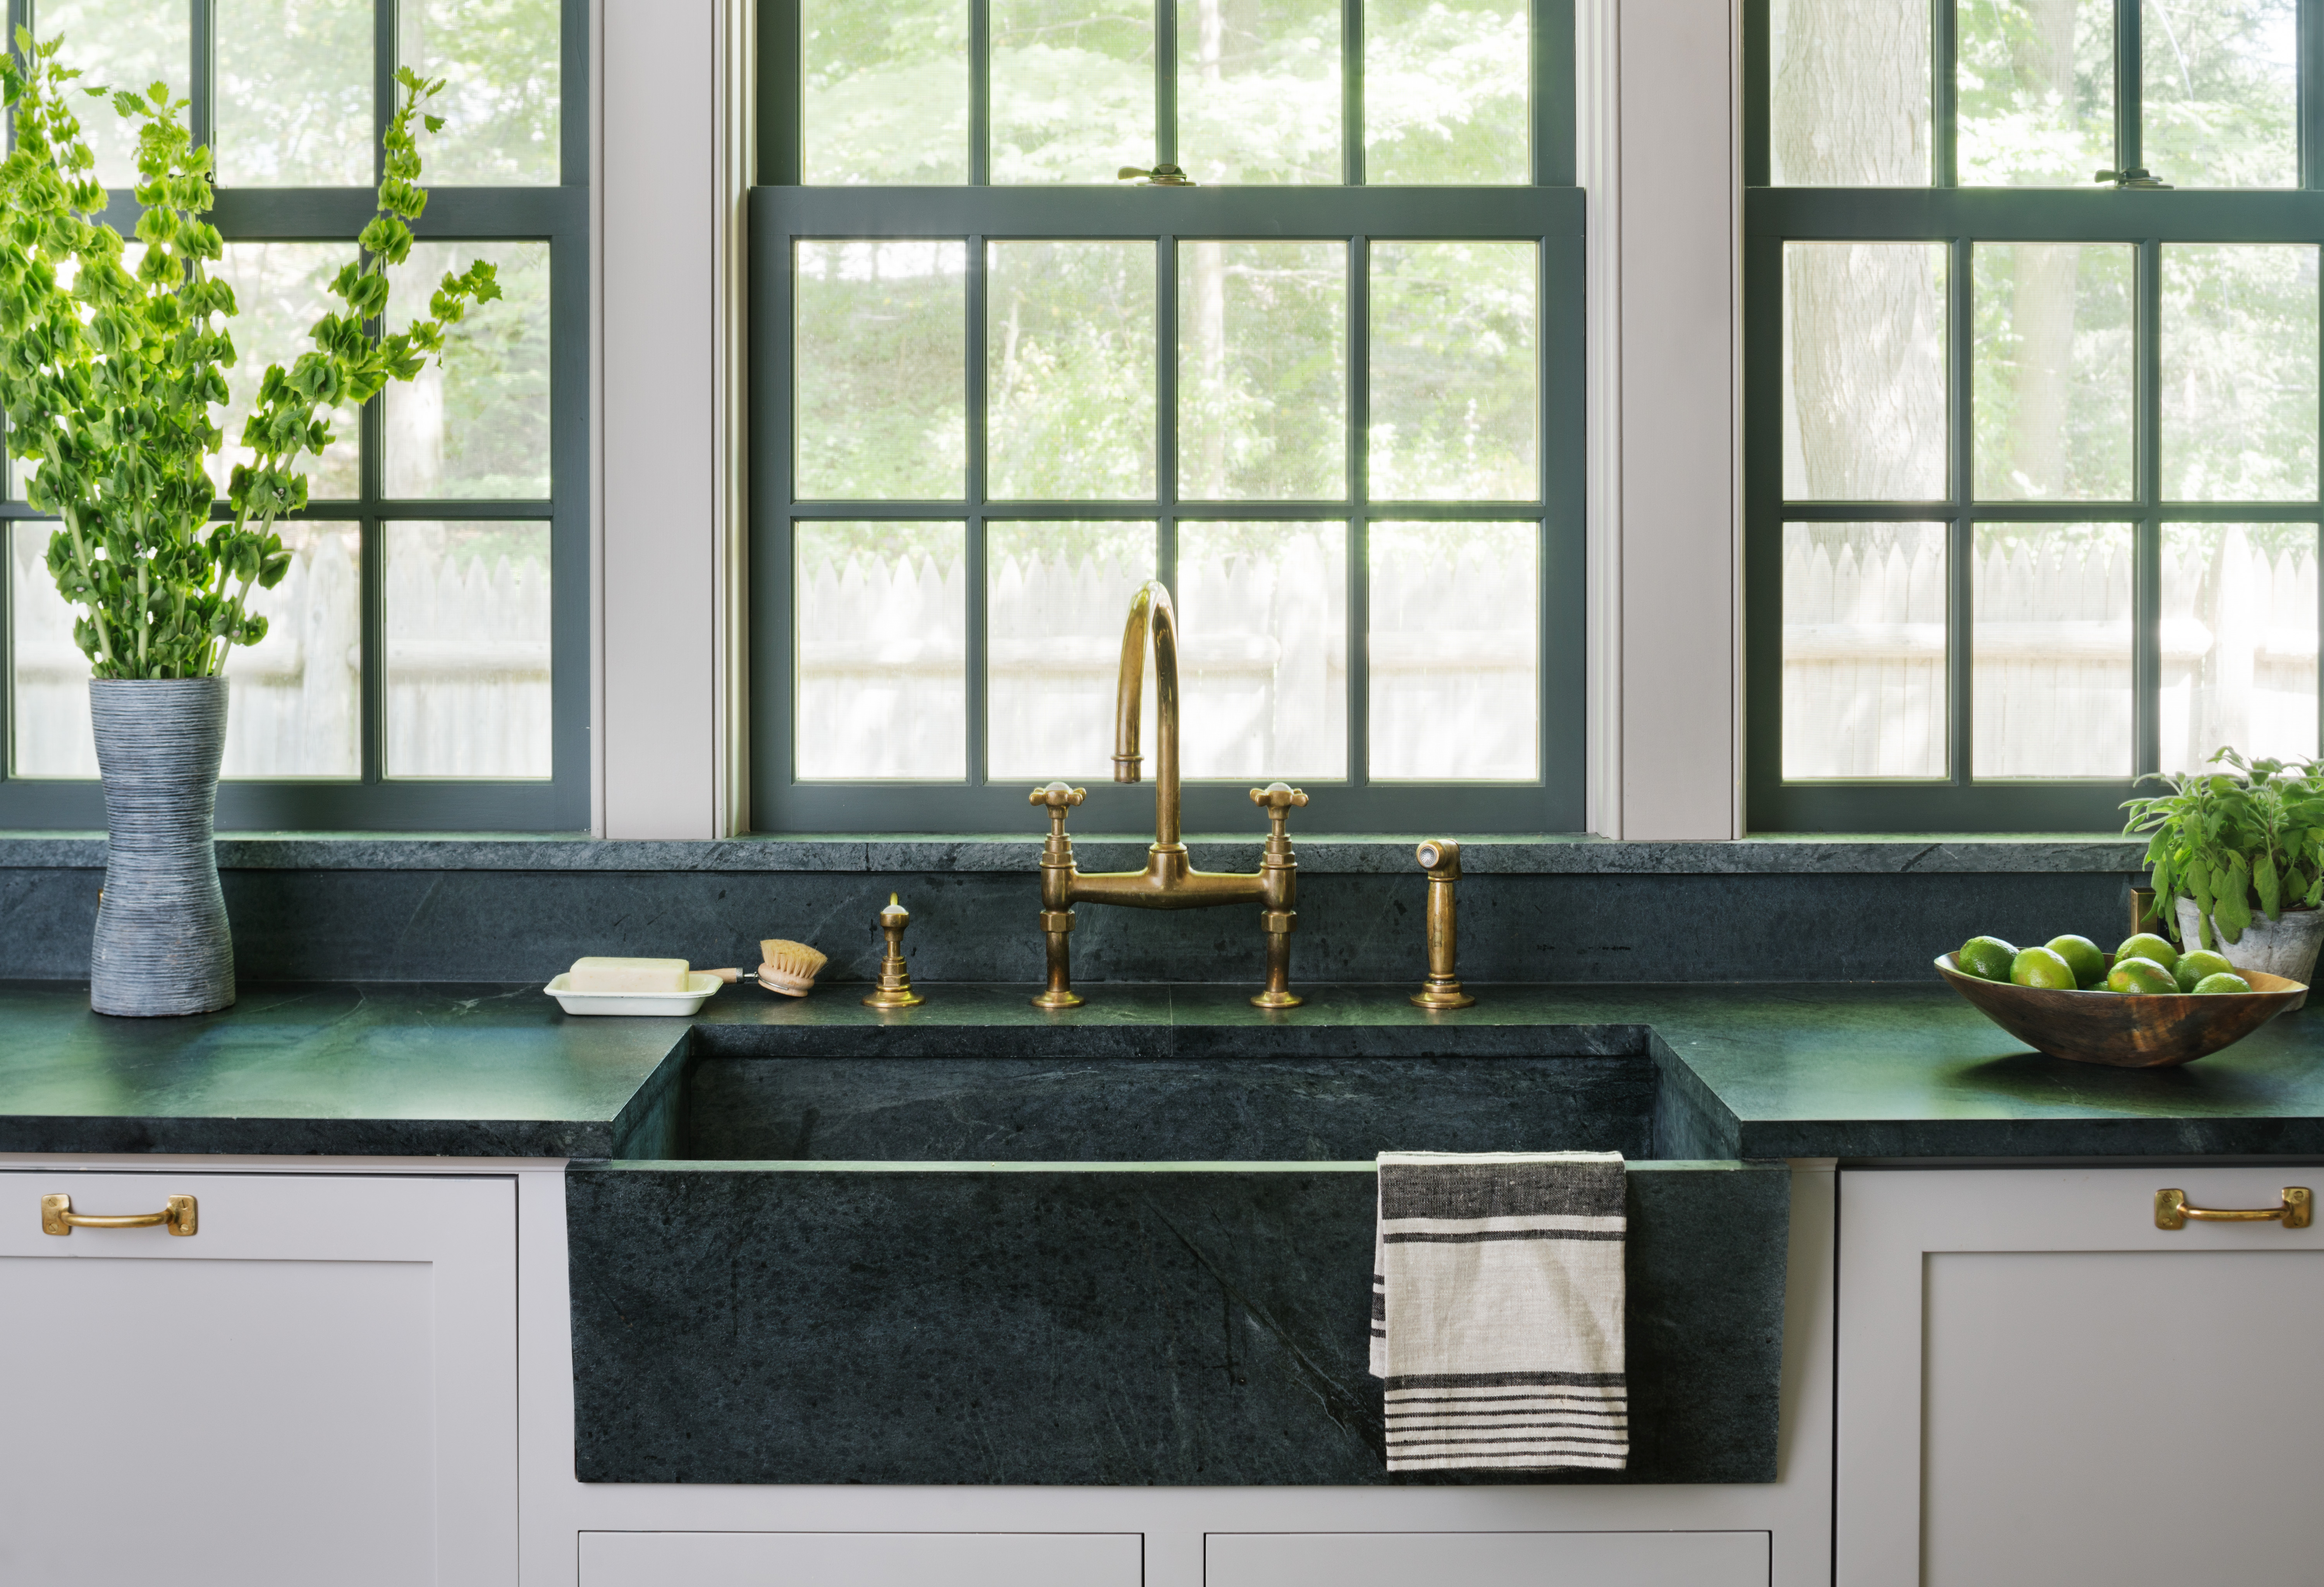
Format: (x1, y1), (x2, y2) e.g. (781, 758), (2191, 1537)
(579, 1532), (1144, 1587)
(1838, 1167), (2324, 1587)
(0, 1171), (517, 1587)
(1204, 1531), (1771, 1587)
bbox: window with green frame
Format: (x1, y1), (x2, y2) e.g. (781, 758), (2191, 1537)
(0, 0), (588, 831)
(751, 0), (1582, 835)
(1746, 0), (2324, 832)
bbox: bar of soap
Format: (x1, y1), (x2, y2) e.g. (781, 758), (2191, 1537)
(567, 957), (691, 994)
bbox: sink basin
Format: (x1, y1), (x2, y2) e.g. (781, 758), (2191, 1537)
(680, 1052), (1660, 1162)
(567, 1022), (1786, 1488)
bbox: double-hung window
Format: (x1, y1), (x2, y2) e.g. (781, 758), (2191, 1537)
(1748, 0), (2324, 831)
(0, 0), (587, 830)
(755, 0), (1581, 833)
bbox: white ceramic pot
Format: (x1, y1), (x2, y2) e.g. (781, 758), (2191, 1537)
(2175, 898), (2324, 1010)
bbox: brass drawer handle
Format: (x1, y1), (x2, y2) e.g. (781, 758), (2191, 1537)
(41, 1193), (198, 1237)
(2156, 1187), (2311, 1230)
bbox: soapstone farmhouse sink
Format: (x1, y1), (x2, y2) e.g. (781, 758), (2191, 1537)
(566, 1025), (1789, 1487)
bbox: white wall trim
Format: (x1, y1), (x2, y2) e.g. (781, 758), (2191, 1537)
(588, 0), (605, 835)
(1577, 0), (1744, 841)
(591, 1), (1744, 840)
(1578, 0), (1622, 838)
(595, 0), (751, 838)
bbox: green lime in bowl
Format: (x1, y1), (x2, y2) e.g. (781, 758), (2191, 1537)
(1956, 935), (2018, 982)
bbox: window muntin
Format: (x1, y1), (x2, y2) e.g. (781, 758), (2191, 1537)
(0, 0), (585, 828)
(759, 0), (1578, 833)
(1747, 0), (2324, 831)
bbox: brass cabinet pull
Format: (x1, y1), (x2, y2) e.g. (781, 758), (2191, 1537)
(40, 1193), (198, 1237)
(2155, 1187), (2311, 1230)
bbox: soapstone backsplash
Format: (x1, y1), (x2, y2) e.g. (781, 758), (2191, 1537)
(0, 838), (2145, 984)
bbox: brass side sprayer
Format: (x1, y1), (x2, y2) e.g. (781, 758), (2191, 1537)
(1410, 839), (1476, 1010)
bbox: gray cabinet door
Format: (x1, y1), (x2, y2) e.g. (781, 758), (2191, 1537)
(580, 1532), (1143, 1586)
(1838, 1166), (2324, 1587)
(1205, 1531), (1769, 1587)
(0, 1170), (516, 1587)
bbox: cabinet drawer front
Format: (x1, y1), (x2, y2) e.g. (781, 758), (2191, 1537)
(1205, 1530), (1771, 1587)
(579, 1531), (1142, 1587)
(0, 1171), (514, 1587)
(1839, 1166), (2324, 1587)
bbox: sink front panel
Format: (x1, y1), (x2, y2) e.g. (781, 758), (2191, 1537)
(566, 1158), (1788, 1487)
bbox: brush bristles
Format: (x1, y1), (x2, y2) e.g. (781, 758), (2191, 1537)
(758, 938), (827, 997)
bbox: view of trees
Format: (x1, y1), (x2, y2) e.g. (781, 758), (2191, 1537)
(1779, 0), (2315, 514)
(1774, 0), (2320, 781)
(788, 4), (1538, 784)
(990, 242), (1156, 500)
(9, 0), (561, 780)
(215, 0), (374, 185)
(804, 0), (1523, 185)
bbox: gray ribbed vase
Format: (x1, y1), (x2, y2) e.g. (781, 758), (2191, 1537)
(89, 677), (235, 1017)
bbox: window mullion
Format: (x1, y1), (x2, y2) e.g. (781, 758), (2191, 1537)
(2116, 0), (2143, 177)
(360, 399), (384, 790)
(190, 0), (213, 157)
(1349, 234), (1371, 791)
(1344, 0), (1364, 185)
(1537, 0), (1575, 186)
(2136, 235), (2161, 777)
(1932, 0), (1956, 188)
(372, 0), (396, 185)
(1949, 234), (1972, 786)
(1158, 231), (1178, 603)
(967, 234), (990, 791)
(2305, 0), (2321, 188)
(1157, 0), (1177, 168)
(971, 0), (991, 187)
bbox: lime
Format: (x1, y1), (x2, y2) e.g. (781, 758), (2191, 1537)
(2107, 958), (2179, 996)
(2193, 972), (2254, 995)
(2010, 946), (2078, 990)
(1957, 935), (2019, 981)
(2045, 934), (2107, 989)
(2117, 933), (2180, 973)
(2174, 949), (2236, 993)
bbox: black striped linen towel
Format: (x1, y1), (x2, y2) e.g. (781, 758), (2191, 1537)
(1368, 1150), (1627, 1473)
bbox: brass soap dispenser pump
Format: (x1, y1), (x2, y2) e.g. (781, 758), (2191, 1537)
(863, 893), (925, 1009)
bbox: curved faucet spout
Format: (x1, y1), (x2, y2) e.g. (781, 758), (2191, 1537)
(1112, 579), (1182, 848)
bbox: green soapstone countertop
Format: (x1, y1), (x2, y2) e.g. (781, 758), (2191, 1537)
(0, 979), (2321, 1160)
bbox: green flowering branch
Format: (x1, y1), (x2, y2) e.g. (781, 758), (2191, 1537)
(0, 33), (500, 679)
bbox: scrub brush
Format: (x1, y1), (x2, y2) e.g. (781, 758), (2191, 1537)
(757, 939), (829, 996)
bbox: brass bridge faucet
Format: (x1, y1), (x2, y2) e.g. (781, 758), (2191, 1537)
(1030, 580), (1308, 1011)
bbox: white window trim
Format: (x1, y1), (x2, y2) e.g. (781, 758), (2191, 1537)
(593, 0), (1745, 840)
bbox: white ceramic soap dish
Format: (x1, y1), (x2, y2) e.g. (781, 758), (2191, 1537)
(545, 970), (725, 1017)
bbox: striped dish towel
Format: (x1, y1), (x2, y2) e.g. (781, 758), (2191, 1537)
(1368, 1150), (1628, 1472)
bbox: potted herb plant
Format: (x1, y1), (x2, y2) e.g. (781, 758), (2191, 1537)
(2123, 748), (2324, 1006)
(0, 33), (498, 1014)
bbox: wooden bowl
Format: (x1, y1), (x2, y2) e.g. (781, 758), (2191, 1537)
(1935, 953), (2307, 1068)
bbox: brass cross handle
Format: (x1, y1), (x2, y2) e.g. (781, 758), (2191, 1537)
(1250, 782), (1308, 843)
(1031, 781), (1087, 839)
(42, 1192), (198, 1237)
(2156, 1187), (2311, 1230)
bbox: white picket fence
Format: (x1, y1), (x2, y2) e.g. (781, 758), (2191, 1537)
(1783, 526), (2319, 779)
(798, 531), (1539, 783)
(9, 528), (552, 780)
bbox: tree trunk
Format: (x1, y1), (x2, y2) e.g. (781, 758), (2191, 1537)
(1774, 0), (1942, 503)
(2003, 0), (2085, 496)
